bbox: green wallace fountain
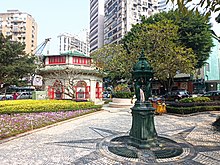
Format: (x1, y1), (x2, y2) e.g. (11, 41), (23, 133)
(99, 50), (190, 163)
(129, 50), (158, 149)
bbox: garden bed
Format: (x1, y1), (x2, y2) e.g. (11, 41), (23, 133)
(0, 100), (102, 140)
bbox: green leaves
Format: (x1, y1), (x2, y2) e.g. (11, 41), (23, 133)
(91, 43), (131, 80)
(122, 15), (200, 91)
(168, 0), (220, 23)
(0, 33), (37, 88)
(142, 10), (213, 68)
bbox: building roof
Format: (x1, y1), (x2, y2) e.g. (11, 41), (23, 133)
(43, 50), (91, 58)
(61, 50), (91, 58)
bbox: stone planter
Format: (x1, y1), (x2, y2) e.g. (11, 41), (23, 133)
(109, 98), (134, 108)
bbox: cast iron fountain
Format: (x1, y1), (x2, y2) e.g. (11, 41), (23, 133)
(99, 50), (194, 163)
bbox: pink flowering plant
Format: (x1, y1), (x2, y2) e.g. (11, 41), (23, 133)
(0, 100), (101, 139)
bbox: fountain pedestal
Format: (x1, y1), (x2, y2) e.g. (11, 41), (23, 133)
(129, 102), (158, 149)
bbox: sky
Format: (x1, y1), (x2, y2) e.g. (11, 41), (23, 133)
(0, 0), (90, 54)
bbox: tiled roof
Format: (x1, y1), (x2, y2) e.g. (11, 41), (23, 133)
(61, 50), (91, 58)
(43, 50), (91, 58)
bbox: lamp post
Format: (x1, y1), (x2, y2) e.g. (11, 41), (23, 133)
(129, 50), (158, 149)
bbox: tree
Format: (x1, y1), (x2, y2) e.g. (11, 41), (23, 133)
(91, 43), (132, 86)
(141, 10), (214, 68)
(168, 0), (220, 23)
(123, 20), (197, 91)
(0, 33), (36, 90)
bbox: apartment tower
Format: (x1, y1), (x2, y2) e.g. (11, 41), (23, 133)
(58, 33), (89, 56)
(89, 0), (105, 53)
(0, 10), (38, 54)
(104, 0), (161, 45)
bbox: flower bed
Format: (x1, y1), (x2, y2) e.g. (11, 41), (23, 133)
(0, 100), (102, 140)
(0, 100), (100, 114)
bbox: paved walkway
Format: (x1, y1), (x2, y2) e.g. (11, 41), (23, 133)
(0, 105), (220, 165)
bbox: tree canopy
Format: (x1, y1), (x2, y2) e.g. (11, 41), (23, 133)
(122, 19), (196, 91)
(91, 43), (131, 82)
(0, 33), (36, 89)
(140, 10), (214, 68)
(168, 0), (220, 23)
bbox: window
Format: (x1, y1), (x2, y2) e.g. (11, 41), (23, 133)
(206, 63), (210, 72)
(49, 56), (66, 64)
(72, 57), (90, 65)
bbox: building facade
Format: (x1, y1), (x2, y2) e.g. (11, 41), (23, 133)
(58, 33), (89, 56)
(89, 0), (169, 51)
(0, 10), (38, 54)
(39, 50), (103, 104)
(103, 0), (167, 45)
(203, 34), (220, 91)
(89, 0), (105, 53)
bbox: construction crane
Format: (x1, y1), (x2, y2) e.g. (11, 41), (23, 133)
(32, 38), (51, 56)
(30, 38), (51, 88)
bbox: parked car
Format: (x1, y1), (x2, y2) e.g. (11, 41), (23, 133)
(0, 94), (13, 100)
(202, 91), (220, 101)
(163, 90), (191, 102)
(17, 92), (32, 100)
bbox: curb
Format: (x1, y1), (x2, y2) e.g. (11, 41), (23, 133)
(0, 110), (104, 144)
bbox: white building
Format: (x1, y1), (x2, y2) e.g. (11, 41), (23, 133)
(58, 33), (89, 56)
(89, 0), (105, 53)
(39, 50), (103, 104)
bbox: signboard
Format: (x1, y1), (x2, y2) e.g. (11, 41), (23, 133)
(32, 75), (43, 86)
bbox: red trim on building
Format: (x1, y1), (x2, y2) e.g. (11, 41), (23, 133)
(75, 81), (90, 100)
(72, 57), (91, 66)
(49, 56), (66, 64)
(95, 82), (102, 99)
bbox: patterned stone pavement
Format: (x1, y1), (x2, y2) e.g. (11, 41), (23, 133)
(0, 105), (220, 165)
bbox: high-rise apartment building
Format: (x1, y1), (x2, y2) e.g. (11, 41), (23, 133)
(104, 0), (161, 45)
(89, 0), (169, 51)
(89, 0), (105, 53)
(0, 10), (38, 54)
(157, 0), (169, 12)
(58, 33), (89, 56)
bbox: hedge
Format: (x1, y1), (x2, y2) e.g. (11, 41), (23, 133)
(114, 92), (134, 98)
(166, 105), (220, 114)
(167, 101), (220, 107)
(179, 97), (210, 103)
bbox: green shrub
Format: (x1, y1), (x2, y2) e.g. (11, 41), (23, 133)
(179, 97), (210, 103)
(167, 105), (220, 114)
(114, 84), (131, 92)
(114, 92), (134, 98)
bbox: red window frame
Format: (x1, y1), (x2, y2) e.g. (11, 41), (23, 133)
(72, 57), (91, 65)
(49, 56), (66, 64)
